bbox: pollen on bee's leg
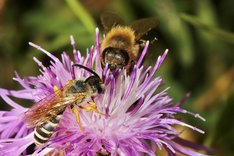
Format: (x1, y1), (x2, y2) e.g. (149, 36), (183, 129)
(53, 86), (61, 95)
(82, 101), (105, 115)
(88, 101), (96, 107)
(72, 107), (85, 134)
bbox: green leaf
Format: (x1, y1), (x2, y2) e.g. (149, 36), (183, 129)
(181, 14), (234, 44)
(65, 0), (96, 35)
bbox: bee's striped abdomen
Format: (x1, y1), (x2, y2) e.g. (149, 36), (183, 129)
(34, 110), (64, 146)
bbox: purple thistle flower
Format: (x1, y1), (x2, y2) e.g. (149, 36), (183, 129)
(0, 28), (210, 156)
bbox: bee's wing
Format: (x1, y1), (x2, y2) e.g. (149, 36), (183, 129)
(131, 17), (159, 41)
(24, 92), (65, 127)
(100, 12), (124, 33)
(24, 82), (75, 127)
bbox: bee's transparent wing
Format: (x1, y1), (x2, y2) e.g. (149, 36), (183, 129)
(131, 17), (159, 40)
(24, 92), (64, 127)
(24, 82), (74, 127)
(100, 12), (124, 33)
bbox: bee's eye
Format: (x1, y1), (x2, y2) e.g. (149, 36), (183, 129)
(115, 51), (129, 65)
(103, 48), (115, 62)
(85, 76), (104, 95)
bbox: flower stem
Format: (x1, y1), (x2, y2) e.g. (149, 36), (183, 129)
(65, 0), (96, 35)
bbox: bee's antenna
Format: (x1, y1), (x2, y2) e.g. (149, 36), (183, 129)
(73, 64), (101, 79)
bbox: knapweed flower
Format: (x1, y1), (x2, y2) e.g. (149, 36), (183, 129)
(0, 28), (209, 156)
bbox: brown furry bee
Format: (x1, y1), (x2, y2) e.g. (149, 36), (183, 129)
(24, 64), (105, 146)
(100, 12), (159, 71)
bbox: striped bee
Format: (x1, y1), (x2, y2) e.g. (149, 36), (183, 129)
(24, 64), (105, 146)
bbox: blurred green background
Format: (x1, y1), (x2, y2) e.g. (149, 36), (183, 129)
(0, 0), (233, 155)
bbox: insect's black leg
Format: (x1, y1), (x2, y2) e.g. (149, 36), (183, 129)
(91, 97), (95, 102)
(150, 37), (158, 44)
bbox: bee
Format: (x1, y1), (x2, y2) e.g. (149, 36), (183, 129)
(24, 64), (105, 146)
(100, 12), (159, 71)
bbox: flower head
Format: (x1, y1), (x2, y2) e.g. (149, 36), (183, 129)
(0, 28), (209, 156)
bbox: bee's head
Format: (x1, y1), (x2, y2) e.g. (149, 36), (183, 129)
(103, 47), (129, 71)
(85, 76), (105, 96)
(72, 64), (105, 96)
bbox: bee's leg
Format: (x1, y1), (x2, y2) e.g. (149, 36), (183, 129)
(53, 86), (62, 96)
(72, 106), (85, 133)
(150, 37), (157, 44)
(139, 38), (157, 46)
(139, 39), (147, 47)
(81, 101), (105, 115)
